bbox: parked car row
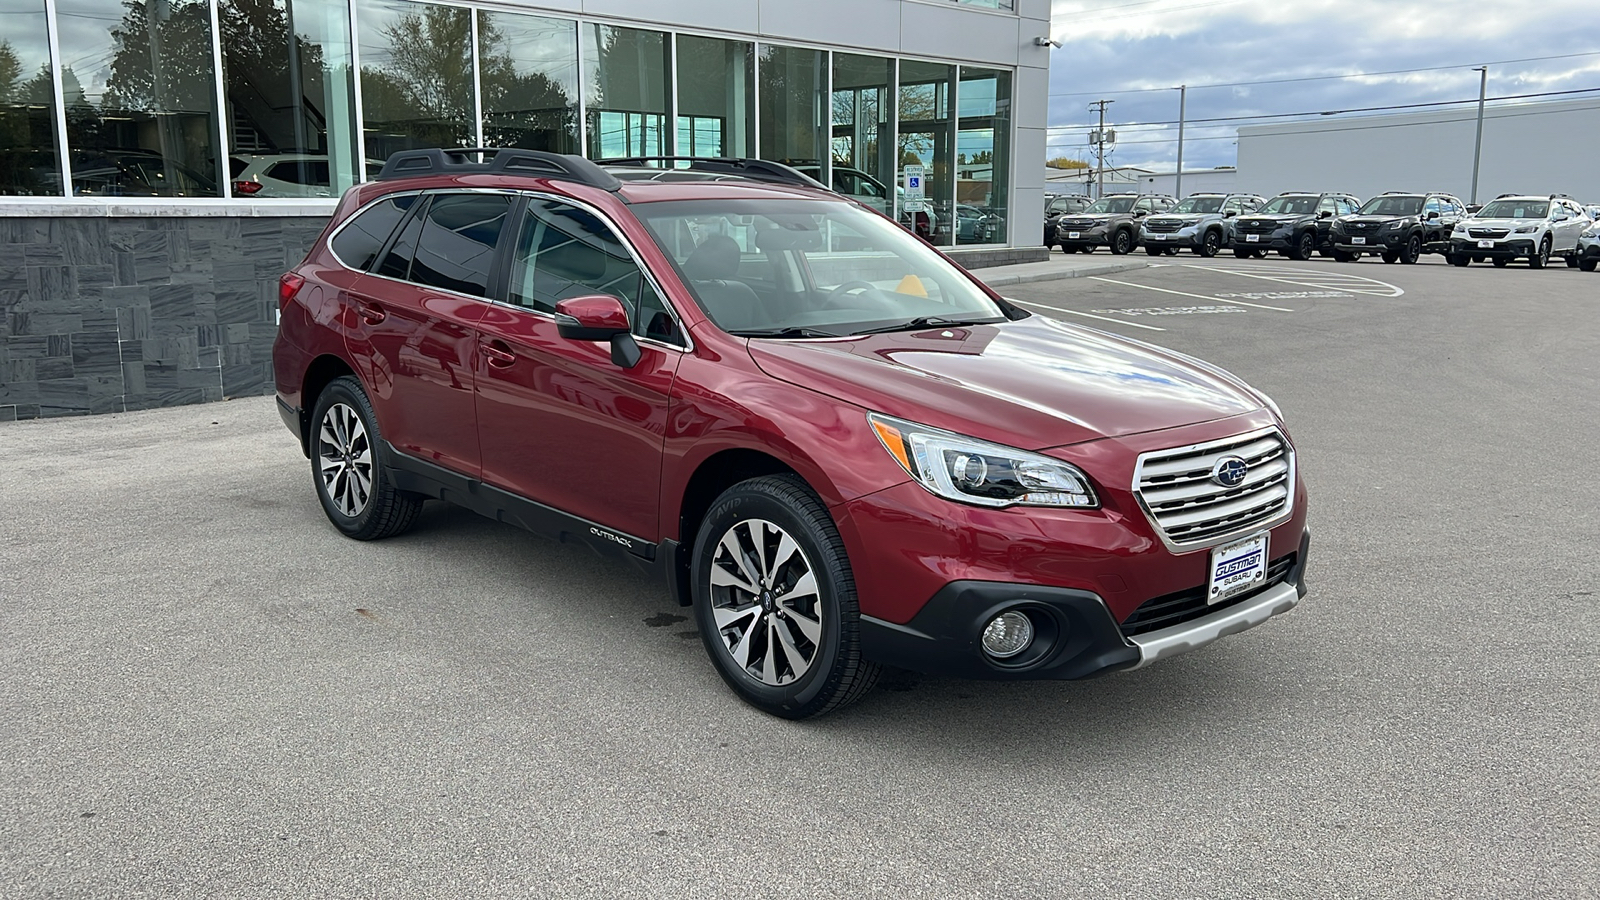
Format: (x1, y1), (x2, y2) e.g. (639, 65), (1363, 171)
(1047, 189), (1599, 271)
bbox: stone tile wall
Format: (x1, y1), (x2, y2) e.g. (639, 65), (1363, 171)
(0, 216), (327, 421)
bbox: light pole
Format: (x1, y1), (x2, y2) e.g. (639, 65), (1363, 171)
(1174, 85), (1187, 199)
(1089, 99), (1113, 199)
(1470, 66), (1488, 205)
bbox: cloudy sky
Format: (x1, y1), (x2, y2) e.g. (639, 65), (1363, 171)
(1045, 0), (1600, 172)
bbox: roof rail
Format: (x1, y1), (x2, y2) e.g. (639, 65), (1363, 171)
(1382, 190), (1422, 195)
(374, 147), (621, 191)
(597, 156), (827, 191)
(1494, 193), (1517, 199)
(1550, 193), (1573, 200)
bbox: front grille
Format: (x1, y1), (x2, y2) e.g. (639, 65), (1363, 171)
(1344, 221), (1377, 233)
(1144, 220), (1182, 234)
(1134, 428), (1294, 548)
(1119, 552), (1297, 637)
(1060, 219), (1093, 229)
(1237, 220), (1277, 234)
(1469, 227), (1509, 239)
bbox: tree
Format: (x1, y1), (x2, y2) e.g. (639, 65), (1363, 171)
(1047, 156), (1090, 170)
(360, 5), (475, 149)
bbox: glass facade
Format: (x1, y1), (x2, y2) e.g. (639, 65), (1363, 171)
(2, 0), (1017, 244)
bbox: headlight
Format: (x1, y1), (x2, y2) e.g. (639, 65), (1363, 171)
(1583, 228), (1600, 239)
(869, 414), (1098, 509)
(1386, 221), (1404, 230)
(1256, 390), (1284, 420)
(1513, 224), (1537, 234)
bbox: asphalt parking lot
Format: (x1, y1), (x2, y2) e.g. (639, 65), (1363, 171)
(3, 253), (1597, 898)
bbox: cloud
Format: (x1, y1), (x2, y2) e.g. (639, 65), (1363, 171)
(1044, 0), (1599, 170)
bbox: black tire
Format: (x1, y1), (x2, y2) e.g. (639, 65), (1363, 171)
(1289, 231), (1316, 261)
(1232, 246), (1254, 259)
(1165, 247), (1181, 256)
(1492, 257), (1510, 268)
(1400, 234), (1422, 265)
(1332, 250), (1358, 263)
(1565, 255), (1579, 268)
(1529, 236), (1550, 269)
(1145, 245), (1164, 256)
(1198, 230), (1222, 258)
(1580, 258), (1597, 272)
(1380, 251), (1398, 264)
(690, 475), (880, 719)
(1448, 254), (1470, 267)
(308, 376), (424, 541)
(1109, 229), (1134, 255)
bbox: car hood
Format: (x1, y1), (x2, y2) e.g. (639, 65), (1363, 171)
(1464, 217), (1540, 228)
(1339, 215), (1406, 225)
(1057, 213), (1119, 225)
(1237, 213), (1304, 226)
(745, 315), (1263, 450)
(1147, 214), (1205, 225)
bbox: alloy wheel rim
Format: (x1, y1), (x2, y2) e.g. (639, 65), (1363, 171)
(708, 518), (823, 686)
(317, 403), (373, 517)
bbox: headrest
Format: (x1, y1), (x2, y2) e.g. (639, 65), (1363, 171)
(683, 234), (741, 281)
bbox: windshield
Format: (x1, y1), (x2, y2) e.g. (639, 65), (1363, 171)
(1477, 199), (1548, 219)
(1172, 196), (1224, 214)
(1085, 197), (1136, 214)
(1258, 196), (1318, 215)
(1358, 196), (1423, 216)
(635, 198), (1007, 337)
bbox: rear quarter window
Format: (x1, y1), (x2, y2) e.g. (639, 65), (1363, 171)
(331, 194), (419, 271)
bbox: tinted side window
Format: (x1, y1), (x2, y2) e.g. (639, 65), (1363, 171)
(409, 193), (513, 297)
(509, 200), (679, 343)
(333, 194), (419, 271)
(376, 196), (429, 281)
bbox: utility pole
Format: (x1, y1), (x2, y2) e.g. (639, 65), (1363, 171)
(1470, 66), (1488, 205)
(1174, 85), (1187, 200)
(1089, 99), (1113, 199)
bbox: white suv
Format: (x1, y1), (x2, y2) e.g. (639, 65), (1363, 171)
(1448, 194), (1589, 268)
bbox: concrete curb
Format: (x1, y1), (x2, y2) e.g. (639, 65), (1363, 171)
(976, 260), (1148, 288)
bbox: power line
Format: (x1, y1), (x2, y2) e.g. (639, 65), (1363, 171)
(1047, 49), (1600, 98)
(1046, 86), (1600, 131)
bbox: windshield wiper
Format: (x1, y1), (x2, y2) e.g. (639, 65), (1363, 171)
(851, 316), (1001, 335)
(728, 326), (841, 339)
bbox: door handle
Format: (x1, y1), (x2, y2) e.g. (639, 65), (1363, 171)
(358, 301), (386, 325)
(483, 340), (517, 368)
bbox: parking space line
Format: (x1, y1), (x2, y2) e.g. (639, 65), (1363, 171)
(1006, 298), (1167, 331)
(1189, 266), (1404, 297)
(1088, 277), (1295, 311)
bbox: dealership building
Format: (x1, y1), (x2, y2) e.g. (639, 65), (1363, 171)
(0, 0), (1053, 420)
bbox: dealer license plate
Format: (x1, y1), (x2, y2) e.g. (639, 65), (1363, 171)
(1207, 532), (1269, 605)
(1068, 232), (1080, 239)
(1352, 237), (1366, 245)
(1245, 234), (1260, 242)
(1477, 240), (1494, 248)
(1152, 234), (1169, 240)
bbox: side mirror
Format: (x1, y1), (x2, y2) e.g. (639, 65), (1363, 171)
(1552, 212), (1568, 222)
(1318, 210), (1333, 219)
(1223, 210), (1237, 218)
(1426, 211), (1440, 220)
(555, 295), (642, 368)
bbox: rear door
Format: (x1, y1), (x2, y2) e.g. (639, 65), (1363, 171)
(473, 196), (684, 543)
(343, 191), (514, 477)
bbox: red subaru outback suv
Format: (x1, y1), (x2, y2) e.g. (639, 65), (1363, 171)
(273, 149), (1309, 719)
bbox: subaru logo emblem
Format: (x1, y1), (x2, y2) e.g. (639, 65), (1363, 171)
(1211, 456), (1249, 487)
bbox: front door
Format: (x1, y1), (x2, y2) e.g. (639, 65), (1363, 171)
(474, 197), (684, 544)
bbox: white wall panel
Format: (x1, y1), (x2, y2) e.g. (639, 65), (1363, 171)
(581, 0), (758, 36)
(899, 2), (1019, 66)
(758, 0), (901, 54)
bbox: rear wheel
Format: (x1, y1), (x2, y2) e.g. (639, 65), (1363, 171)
(1232, 247), (1254, 259)
(691, 475), (879, 719)
(1332, 250), (1358, 263)
(309, 376), (423, 540)
(1529, 236), (1551, 269)
(1145, 245), (1165, 256)
(1400, 234), (1422, 265)
(1198, 230), (1222, 258)
(1447, 254), (1470, 267)
(1110, 229), (1133, 255)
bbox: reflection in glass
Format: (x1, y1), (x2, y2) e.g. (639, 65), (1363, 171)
(583, 24), (669, 159)
(898, 60), (955, 245)
(830, 54), (895, 220)
(957, 67), (1009, 244)
(357, 0), (474, 171)
(0, 0), (62, 195)
(675, 36), (752, 158)
(758, 44), (826, 168)
(220, 0), (358, 198)
(479, 11), (577, 153)
(56, 0), (223, 196)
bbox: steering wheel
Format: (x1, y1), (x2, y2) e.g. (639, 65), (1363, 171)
(821, 280), (878, 308)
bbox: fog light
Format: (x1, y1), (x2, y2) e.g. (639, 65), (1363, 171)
(981, 611), (1034, 659)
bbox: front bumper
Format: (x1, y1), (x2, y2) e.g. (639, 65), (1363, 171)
(1332, 229), (1405, 252)
(1142, 226), (1201, 248)
(1234, 231), (1289, 249)
(861, 529), (1310, 680)
(1056, 226), (1108, 247)
(1451, 237), (1536, 258)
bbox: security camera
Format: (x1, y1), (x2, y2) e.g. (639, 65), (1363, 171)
(1034, 36), (1062, 48)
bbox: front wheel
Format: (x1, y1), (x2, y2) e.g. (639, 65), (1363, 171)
(1448, 253), (1471, 267)
(1109, 230), (1134, 255)
(1380, 251), (1399, 264)
(309, 376), (424, 540)
(1332, 250), (1358, 263)
(1580, 258), (1597, 272)
(1492, 257), (1510, 268)
(1400, 234), (1422, 264)
(1145, 245), (1164, 257)
(1288, 231), (1315, 261)
(1232, 246), (1254, 259)
(1198, 230), (1222, 257)
(1529, 236), (1551, 269)
(691, 475), (880, 719)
